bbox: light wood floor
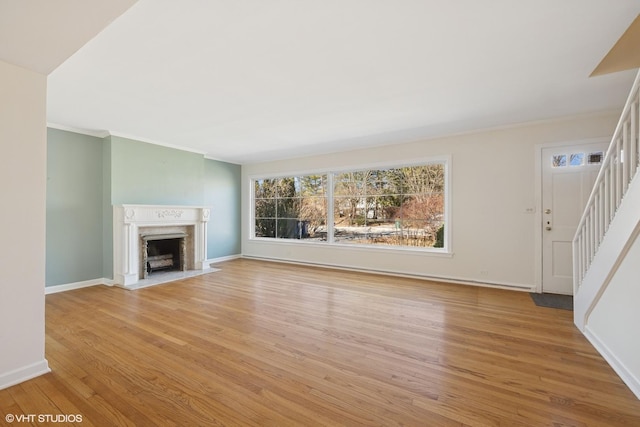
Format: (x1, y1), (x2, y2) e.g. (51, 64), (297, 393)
(2, 259), (639, 426)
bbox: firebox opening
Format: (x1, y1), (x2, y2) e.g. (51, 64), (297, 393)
(141, 232), (187, 279)
(147, 238), (180, 273)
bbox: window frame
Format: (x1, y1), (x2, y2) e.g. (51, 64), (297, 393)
(253, 174), (329, 241)
(249, 156), (452, 254)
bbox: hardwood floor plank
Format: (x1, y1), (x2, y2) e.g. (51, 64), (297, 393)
(1, 259), (639, 426)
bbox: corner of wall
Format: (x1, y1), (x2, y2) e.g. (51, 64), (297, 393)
(103, 135), (113, 279)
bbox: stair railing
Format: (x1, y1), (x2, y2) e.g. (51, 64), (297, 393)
(573, 71), (640, 293)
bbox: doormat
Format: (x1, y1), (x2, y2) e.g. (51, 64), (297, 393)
(530, 293), (573, 311)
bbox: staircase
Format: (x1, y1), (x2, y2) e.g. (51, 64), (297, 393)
(573, 70), (640, 398)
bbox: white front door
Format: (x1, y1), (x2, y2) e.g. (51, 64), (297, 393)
(541, 142), (607, 295)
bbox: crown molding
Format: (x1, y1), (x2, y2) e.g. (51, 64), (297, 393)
(46, 124), (210, 156)
(47, 122), (109, 138)
(107, 131), (207, 155)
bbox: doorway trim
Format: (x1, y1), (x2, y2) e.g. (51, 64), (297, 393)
(533, 137), (610, 294)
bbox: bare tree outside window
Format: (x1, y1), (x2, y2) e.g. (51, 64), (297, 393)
(255, 175), (327, 240)
(333, 165), (444, 247)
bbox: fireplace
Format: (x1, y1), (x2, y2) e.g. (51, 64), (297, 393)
(113, 205), (211, 288)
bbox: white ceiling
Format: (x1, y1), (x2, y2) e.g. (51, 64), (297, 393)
(0, 0), (136, 75)
(43, 0), (640, 164)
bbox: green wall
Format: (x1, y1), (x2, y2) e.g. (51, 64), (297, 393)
(205, 159), (242, 257)
(46, 129), (241, 286)
(46, 129), (104, 285)
(110, 136), (205, 205)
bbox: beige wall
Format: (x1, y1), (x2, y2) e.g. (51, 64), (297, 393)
(242, 112), (619, 289)
(0, 60), (49, 388)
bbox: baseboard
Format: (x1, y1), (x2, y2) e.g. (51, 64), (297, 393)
(241, 255), (534, 292)
(45, 278), (113, 295)
(584, 326), (640, 400)
(0, 359), (50, 391)
(207, 254), (241, 265)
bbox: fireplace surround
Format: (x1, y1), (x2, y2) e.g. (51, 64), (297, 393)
(113, 205), (211, 288)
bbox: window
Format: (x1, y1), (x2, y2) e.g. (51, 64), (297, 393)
(588, 151), (603, 164)
(552, 151), (603, 168)
(254, 175), (328, 240)
(252, 161), (448, 251)
(552, 154), (567, 167)
(569, 153), (584, 166)
(333, 165), (445, 248)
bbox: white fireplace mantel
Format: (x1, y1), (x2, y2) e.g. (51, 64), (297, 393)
(113, 205), (211, 288)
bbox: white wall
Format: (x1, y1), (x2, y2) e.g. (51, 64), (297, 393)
(586, 221), (640, 398)
(242, 113), (618, 289)
(0, 60), (50, 389)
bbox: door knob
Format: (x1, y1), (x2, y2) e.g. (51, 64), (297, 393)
(545, 226), (552, 231)
(545, 209), (551, 214)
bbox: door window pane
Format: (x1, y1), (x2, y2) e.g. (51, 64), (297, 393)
(552, 155), (567, 167)
(570, 153), (584, 166)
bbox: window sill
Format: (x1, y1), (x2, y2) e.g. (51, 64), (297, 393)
(247, 237), (454, 258)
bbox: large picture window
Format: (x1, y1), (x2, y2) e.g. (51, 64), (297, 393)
(252, 161), (448, 250)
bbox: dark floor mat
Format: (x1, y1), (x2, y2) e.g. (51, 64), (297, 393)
(530, 293), (573, 311)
